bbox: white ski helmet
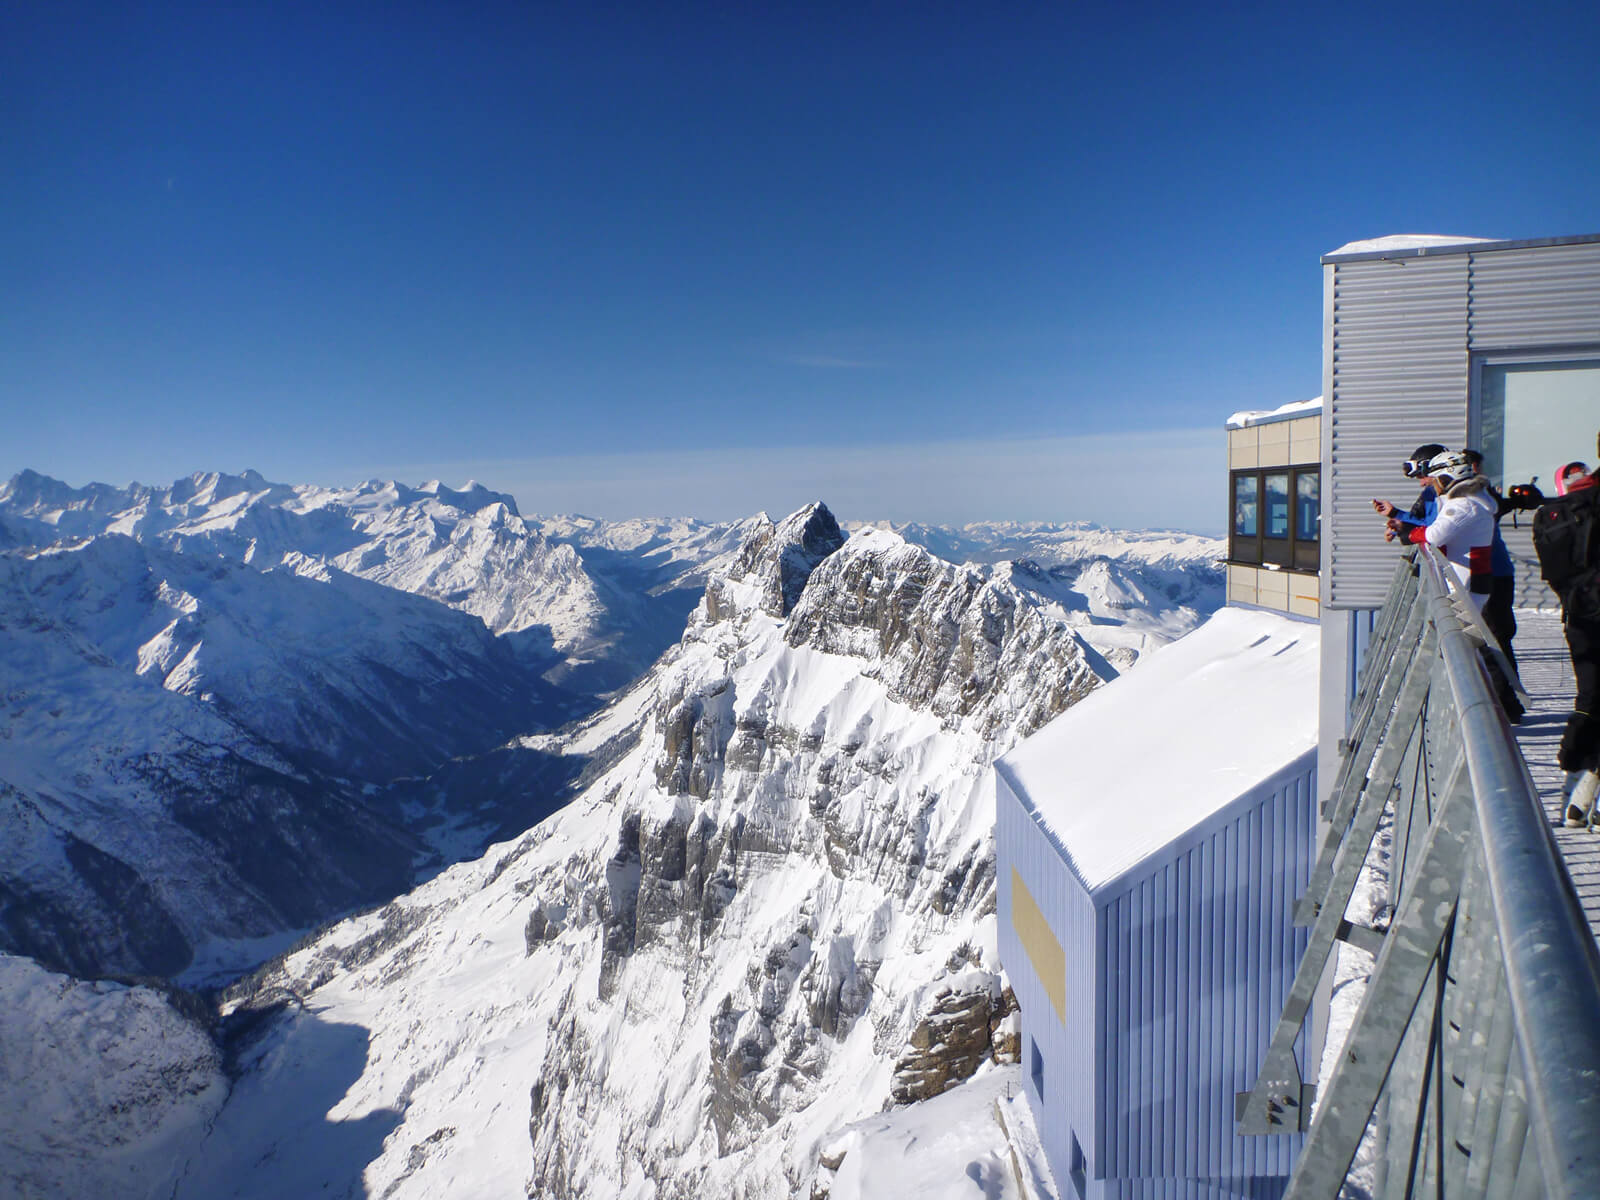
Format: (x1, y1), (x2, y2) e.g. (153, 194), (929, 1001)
(1425, 450), (1476, 487)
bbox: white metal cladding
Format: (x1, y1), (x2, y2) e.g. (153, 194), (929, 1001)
(996, 754), (1316, 1200)
(1327, 255), (1470, 609)
(1468, 242), (1600, 349)
(996, 769), (1099, 1196)
(1095, 756), (1314, 1192)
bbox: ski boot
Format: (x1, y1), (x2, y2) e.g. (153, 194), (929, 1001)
(1563, 769), (1600, 828)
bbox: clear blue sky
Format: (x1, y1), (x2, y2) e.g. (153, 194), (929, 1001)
(5, 1), (1598, 533)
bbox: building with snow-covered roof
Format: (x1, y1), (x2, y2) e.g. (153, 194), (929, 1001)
(1315, 232), (1600, 794)
(1224, 398), (1322, 619)
(996, 606), (1318, 1199)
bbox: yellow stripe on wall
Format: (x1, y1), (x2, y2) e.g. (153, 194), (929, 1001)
(1011, 867), (1066, 1024)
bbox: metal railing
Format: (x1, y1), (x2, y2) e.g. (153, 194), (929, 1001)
(1237, 547), (1600, 1199)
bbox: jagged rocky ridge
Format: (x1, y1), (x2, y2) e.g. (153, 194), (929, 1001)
(0, 469), (753, 691)
(159, 502), (1208, 1200)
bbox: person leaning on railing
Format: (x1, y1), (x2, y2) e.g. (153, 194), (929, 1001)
(1387, 449), (1496, 596)
(1376, 448), (1524, 721)
(1532, 460), (1600, 822)
(1371, 443), (1446, 543)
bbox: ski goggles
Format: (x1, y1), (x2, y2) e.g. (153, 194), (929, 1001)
(1402, 457), (1433, 478)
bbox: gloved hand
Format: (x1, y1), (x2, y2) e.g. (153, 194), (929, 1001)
(1507, 482), (1545, 511)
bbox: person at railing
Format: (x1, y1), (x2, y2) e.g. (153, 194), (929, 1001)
(1371, 442), (1446, 540)
(1387, 451), (1497, 599)
(1377, 449), (1524, 721)
(1532, 461), (1600, 823)
(1460, 448), (1525, 680)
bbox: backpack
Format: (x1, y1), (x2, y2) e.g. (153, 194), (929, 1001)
(1533, 486), (1600, 619)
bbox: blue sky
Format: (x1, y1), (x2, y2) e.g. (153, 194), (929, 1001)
(4, 2), (1598, 533)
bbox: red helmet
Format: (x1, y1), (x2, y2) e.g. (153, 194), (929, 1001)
(1556, 462), (1590, 496)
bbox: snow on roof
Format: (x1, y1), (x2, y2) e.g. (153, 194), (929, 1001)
(1326, 233), (1494, 257)
(1225, 396), (1322, 429)
(997, 606), (1318, 894)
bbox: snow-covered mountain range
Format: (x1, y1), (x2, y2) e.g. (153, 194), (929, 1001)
(0, 531), (579, 982)
(2, 469), (1225, 1198)
(0, 469), (755, 692)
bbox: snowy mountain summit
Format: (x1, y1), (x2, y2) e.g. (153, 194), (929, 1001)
(125, 501), (1217, 1199)
(0, 469), (749, 689)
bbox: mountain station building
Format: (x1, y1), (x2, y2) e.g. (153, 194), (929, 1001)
(995, 231), (1600, 1199)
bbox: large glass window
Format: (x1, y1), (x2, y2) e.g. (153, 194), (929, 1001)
(1264, 473), (1290, 539)
(1233, 475), (1259, 537)
(1296, 472), (1320, 542)
(1295, 471), (1320, 569)
(1230, 465), (1318, 572)
(1478, 358), (1600, 490)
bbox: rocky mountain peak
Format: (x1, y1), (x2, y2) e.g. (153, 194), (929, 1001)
(714, 501), (846, 620)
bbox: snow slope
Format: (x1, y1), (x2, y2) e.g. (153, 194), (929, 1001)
(139, 502), (1217, 1200)
(0, 954), (228, 1200)
(0, 534), (574, 980)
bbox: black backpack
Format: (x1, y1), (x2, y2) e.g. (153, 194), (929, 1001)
(1533, 486), (1600, 619)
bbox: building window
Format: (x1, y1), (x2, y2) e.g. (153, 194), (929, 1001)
(1230, 465), (1318, 572)
(1030, 1037), (1044, 1102)
(1475, 355), (1600, 490)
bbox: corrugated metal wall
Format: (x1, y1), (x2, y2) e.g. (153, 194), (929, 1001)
(1468, 242), (1600, 348)
(1326, 255), (1470, 609)
(1094, 756), (1314, 1194)
(997, 754), (1316, 1200)
(1326, 239), (1600, 610)
(997, 768), (1100, 1196)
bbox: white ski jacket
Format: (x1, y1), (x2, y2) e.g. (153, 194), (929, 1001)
(1408, 476), (1497, 609)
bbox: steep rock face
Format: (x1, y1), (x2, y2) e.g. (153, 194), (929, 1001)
(785, 528), (1102, 737)
(170, 504), (1219, 1200)
(890, 970), (1008, 1105)
(706, 503), (846, 620)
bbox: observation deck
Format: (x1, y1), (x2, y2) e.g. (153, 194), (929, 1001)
(1513, 610), (1600, 937)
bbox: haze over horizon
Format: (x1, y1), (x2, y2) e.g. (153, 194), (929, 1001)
(6, 2), (1597, 532)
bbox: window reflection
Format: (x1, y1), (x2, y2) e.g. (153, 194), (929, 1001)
(1296, 472), (1319, 542)
(1265, 473), (1289, 539)
(1234, 476), (1258, 536)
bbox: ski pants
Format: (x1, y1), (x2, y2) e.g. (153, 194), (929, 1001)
(1485, 576), (1518, 674)
(1560, 614), (1600, 772)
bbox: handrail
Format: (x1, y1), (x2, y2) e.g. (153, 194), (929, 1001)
(1237, 547), (1600, 1198)
(1425, 550), (1600, 1193)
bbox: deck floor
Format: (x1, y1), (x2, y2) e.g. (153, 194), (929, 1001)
(1510, 609), (1600, 938)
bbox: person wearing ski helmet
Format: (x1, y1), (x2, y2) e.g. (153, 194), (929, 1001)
(1555, 461), (1591, 496)
(1388, 450), (1497, 610)
(1371, 443), (1447, 540)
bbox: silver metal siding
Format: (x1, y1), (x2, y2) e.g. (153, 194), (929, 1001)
(1468, 242), (1600, 349)
(1097, 755), (1316, 1189)
(1327, 255), (1470, 609)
